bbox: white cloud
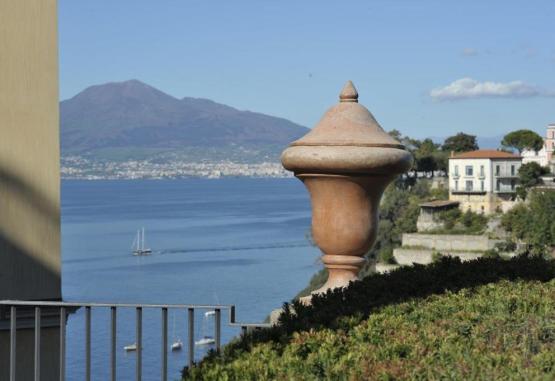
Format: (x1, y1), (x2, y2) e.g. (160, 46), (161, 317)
(461, 48), (478, 57)
(430, 78), (555, 101)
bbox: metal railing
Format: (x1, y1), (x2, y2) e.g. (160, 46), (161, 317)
(0, 300), (271, 381)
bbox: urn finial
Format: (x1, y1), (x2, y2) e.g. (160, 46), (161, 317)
(281, 82), (413, 302)
(339, 80), (358, 103)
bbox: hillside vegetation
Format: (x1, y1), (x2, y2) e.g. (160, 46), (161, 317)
(183, 256), (555, 380)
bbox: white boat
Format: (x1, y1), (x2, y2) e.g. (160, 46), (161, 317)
(195, 311), (216, 346)
(124, 343), (137, 352)
(170, 314), (183, 351)
(132, 227), (152, 256)
(195, 336), (215, 346)
(171, 339), (183, 351)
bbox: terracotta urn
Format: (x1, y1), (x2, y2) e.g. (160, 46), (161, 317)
(281, 81), (412, 298)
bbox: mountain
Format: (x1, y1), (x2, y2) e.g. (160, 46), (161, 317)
(60, 80), (309, 160)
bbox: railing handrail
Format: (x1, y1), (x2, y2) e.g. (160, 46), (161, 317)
(0, 300), (233, 310)
(1, 299), (272, 380)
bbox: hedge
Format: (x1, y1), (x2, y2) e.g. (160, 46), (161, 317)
(183, 256), (555, 380)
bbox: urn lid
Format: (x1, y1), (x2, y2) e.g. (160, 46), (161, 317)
(281, 81), (412, 175)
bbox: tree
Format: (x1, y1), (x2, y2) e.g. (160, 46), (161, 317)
(516, 162), (550, 199)
(501, 190), (555, 256)
(501, 130), (544, 153)
(414, 138), (440, 175)
(442, 133), (479, 153)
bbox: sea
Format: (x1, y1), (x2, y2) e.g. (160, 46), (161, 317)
(62, 178), (320, 380)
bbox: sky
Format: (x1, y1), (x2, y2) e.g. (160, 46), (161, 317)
(59, 0), (555, 140)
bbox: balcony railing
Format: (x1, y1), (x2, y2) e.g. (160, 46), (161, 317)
(0, 300), (271, 381)
(450, 189), (486, 195)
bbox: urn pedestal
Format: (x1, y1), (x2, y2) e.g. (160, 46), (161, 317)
(281, 81), (412, 301)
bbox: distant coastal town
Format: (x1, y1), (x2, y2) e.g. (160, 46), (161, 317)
(61, 156), (292, 179)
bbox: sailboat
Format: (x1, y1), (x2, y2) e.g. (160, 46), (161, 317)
(171, 313), (183, 351)
(124, 343), (137, 352)
(195, 312), (215, 346)
(132, 227), (152, 256)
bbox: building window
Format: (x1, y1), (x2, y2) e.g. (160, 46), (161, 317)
(465, 166), (473, 176)
(454, 165), (459, 176)
(480, 165), (484, 177)
(511, 165), (515, 176)
(454, 180), (458, 191)
(496, 179), (500, 191)
(480, 180), (484, 191)
(511, 180), (515, 190)
(465, 180), (473, 191)
(496, 165), (500, 176)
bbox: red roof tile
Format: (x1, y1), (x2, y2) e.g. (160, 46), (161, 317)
(451, 150), (521, 159)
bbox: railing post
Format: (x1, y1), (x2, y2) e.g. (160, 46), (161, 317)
(10, 306), (16, 381)
(110, 306), (117, 381)
(161, 308), (168, 381)
(136, 307), (142, 381)
(188, 308), (194, 368)
(35, 306), (41, 381)
(60, 306), (66, 381)
(85, 306), (91, 381)
(230, 305), (236, 324)
(215, 309), (221, 351)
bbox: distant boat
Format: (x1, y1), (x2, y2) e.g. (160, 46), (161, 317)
(132, 227), (152, 256)
(195, 336), (215, 346)
(195, 311), (216, 346)
(171, 313), (183, 351)
(171, 339), (183, 351)
(124, 343), (137, 352)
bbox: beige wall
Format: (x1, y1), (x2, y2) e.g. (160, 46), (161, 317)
(0, 0), (60, 300)
(0, 326), (60, 380)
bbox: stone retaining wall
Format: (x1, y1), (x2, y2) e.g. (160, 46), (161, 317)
(393, 248), (483, 266)
(402, 233), (499, 252)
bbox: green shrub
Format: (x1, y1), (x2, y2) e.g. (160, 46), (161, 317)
(502, 191), (555, 256)
(494, 240), (517, 252)
(482, 249), (500, 259)
(434, 208), (487, 235)
(378, 247), (396, 264)
(183, 256), (555, 380)
(431, 250), (443, 262)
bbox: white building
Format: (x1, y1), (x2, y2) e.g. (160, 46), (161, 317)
(522, 124), (555, 171)
(448, 150), (522, 214)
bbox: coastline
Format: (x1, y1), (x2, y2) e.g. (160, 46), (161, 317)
(62, 157), (293, 180)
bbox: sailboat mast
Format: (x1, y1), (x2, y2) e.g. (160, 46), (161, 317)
(142, 227), (145, 251)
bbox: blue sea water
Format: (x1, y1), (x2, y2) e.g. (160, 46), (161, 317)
(62, 178), (320, 380)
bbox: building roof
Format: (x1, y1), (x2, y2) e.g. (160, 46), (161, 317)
(420, 200), (460, 208)
(451, 150), (521, 160)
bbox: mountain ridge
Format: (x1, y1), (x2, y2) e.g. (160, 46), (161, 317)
(60, 80), (309, 160)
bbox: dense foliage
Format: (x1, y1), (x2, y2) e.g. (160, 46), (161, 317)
(502, 129), (545, 153)
(431, 208), (488, 235)
(502, 190), (555, 256)
(388, 130), (479, 176)
(183, 256), (555, 380)
(441, 132), (479, 153)
(516, 162), (550, 199)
